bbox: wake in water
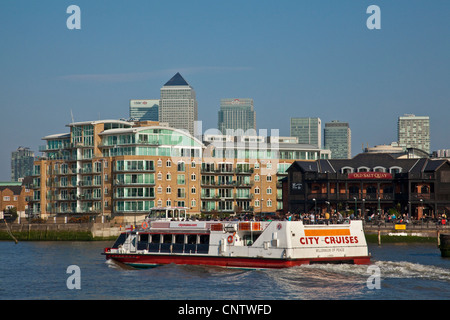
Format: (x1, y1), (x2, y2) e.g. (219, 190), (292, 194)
(373, 260), (450, 282)
(106, 258), (450, 282)
(290, 260), (450, 282)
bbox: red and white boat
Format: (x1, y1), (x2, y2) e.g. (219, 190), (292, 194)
(103, 207), (371, 269)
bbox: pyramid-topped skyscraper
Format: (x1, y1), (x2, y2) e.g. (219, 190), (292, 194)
(159, 73), (198, 136)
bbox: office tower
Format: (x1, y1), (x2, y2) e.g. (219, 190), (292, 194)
(324, 120), (352, 159)
(290, 117), (322, 148)
(397, 114), (430, 154)
(129, 100), (159, 121)
(11, 147), (35, 181)
(159, 73), (198, 136)
(218, 98), (256, 134)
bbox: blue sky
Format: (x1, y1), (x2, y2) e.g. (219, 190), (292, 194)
(1, 0), (449, 180)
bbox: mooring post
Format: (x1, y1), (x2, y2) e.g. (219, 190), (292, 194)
(378, 228), (381, 246)
(437, 227), (440, 247)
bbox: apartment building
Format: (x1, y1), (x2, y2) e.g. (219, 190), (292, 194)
(31, 119), (331, 222)
(0, 178), (33, 220)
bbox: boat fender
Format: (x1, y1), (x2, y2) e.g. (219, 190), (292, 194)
(227, 235), (234, 244)
(141, 221), (149, 229)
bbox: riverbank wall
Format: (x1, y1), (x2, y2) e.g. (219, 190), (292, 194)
(364, 224), (448, 244)
(0, 222), (121, 241)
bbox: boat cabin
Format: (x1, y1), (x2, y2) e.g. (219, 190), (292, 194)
(146, 207), (188, 221)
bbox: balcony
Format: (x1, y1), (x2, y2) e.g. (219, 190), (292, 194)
(235, 168), (254, 174)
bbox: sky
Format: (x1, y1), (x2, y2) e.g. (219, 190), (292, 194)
(1, 0), (449, 180)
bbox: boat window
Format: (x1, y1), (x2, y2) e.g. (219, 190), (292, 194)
(163, 234), (172, 243)
(199, 235), (209, 245)
(151, 234), (161, 244)
(112, 233), (126, 248)
(139, 234), (149, 243)
(187, 234), (197, 244)
(175, 234), (185, 244)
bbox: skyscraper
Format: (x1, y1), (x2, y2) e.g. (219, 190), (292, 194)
(11, 147), (35, 181)
(218, 98), (256, 134)
(397, 114), (430, 154)
(159, 73), (198, 136)
(324, 120), (351, 159)
(290, 117), (321, 148)
(129, 99), (159, 121)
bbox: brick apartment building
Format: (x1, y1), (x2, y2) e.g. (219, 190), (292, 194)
(31, 119), (331, 223)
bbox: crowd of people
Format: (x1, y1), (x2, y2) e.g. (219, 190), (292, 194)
(185, 210), (448, 226)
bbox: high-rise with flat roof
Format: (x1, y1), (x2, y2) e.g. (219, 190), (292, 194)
(129, 100), (159, 121)
(159, 73), (198, 136)
(324, 120), (351, 159)
(11, 147), (35, 181)
(290, 117), (321, 148)
(218, 98), (256, 134)
(397, 114), (430, 154)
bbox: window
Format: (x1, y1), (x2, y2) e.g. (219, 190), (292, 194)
(342, 167), (354, 174)
(191, 187), (196, 194)
(255, 188), (260, 194)
(390, 166), (402, 174)
(191, 173), (196, 181)
(267, 188), (272, 194)
(166, 187), (171, 194)
(3, 196), (10, 201)
(177, 201), (185, 207)
(151, 234), (161, 244)
(266, 175), (272, 182)
(166, 160), (171, 167)
(177, 174), (185, 185)
(166, 173), (171, 181)
(177, 162), (185, 172)
(267, 200), (272, 207)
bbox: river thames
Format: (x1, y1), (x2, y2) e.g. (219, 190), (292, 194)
(0, 240), (449, 300)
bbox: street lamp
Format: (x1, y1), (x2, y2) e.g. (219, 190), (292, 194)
(408, 201), (411, 220)
(362, 199), (365, 220)
(354, 197), (357, 219)
(420, 198), (423, 220)
(378, 197), (381, 217)
(313, 198), (317, 224)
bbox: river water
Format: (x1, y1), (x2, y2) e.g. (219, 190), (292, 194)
(0, 241), (449, 301)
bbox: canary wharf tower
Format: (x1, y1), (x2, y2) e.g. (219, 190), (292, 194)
(159, 73), (198, 136)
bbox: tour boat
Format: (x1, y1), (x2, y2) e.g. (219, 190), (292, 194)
(103, 207), (371, 269)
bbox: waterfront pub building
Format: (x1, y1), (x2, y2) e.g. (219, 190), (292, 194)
(286, 153), (450, 220)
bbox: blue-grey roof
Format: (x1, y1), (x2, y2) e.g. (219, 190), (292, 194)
(164, 72), (189, 86)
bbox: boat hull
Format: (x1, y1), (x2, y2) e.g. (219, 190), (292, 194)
(104, 252), (371, 269)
